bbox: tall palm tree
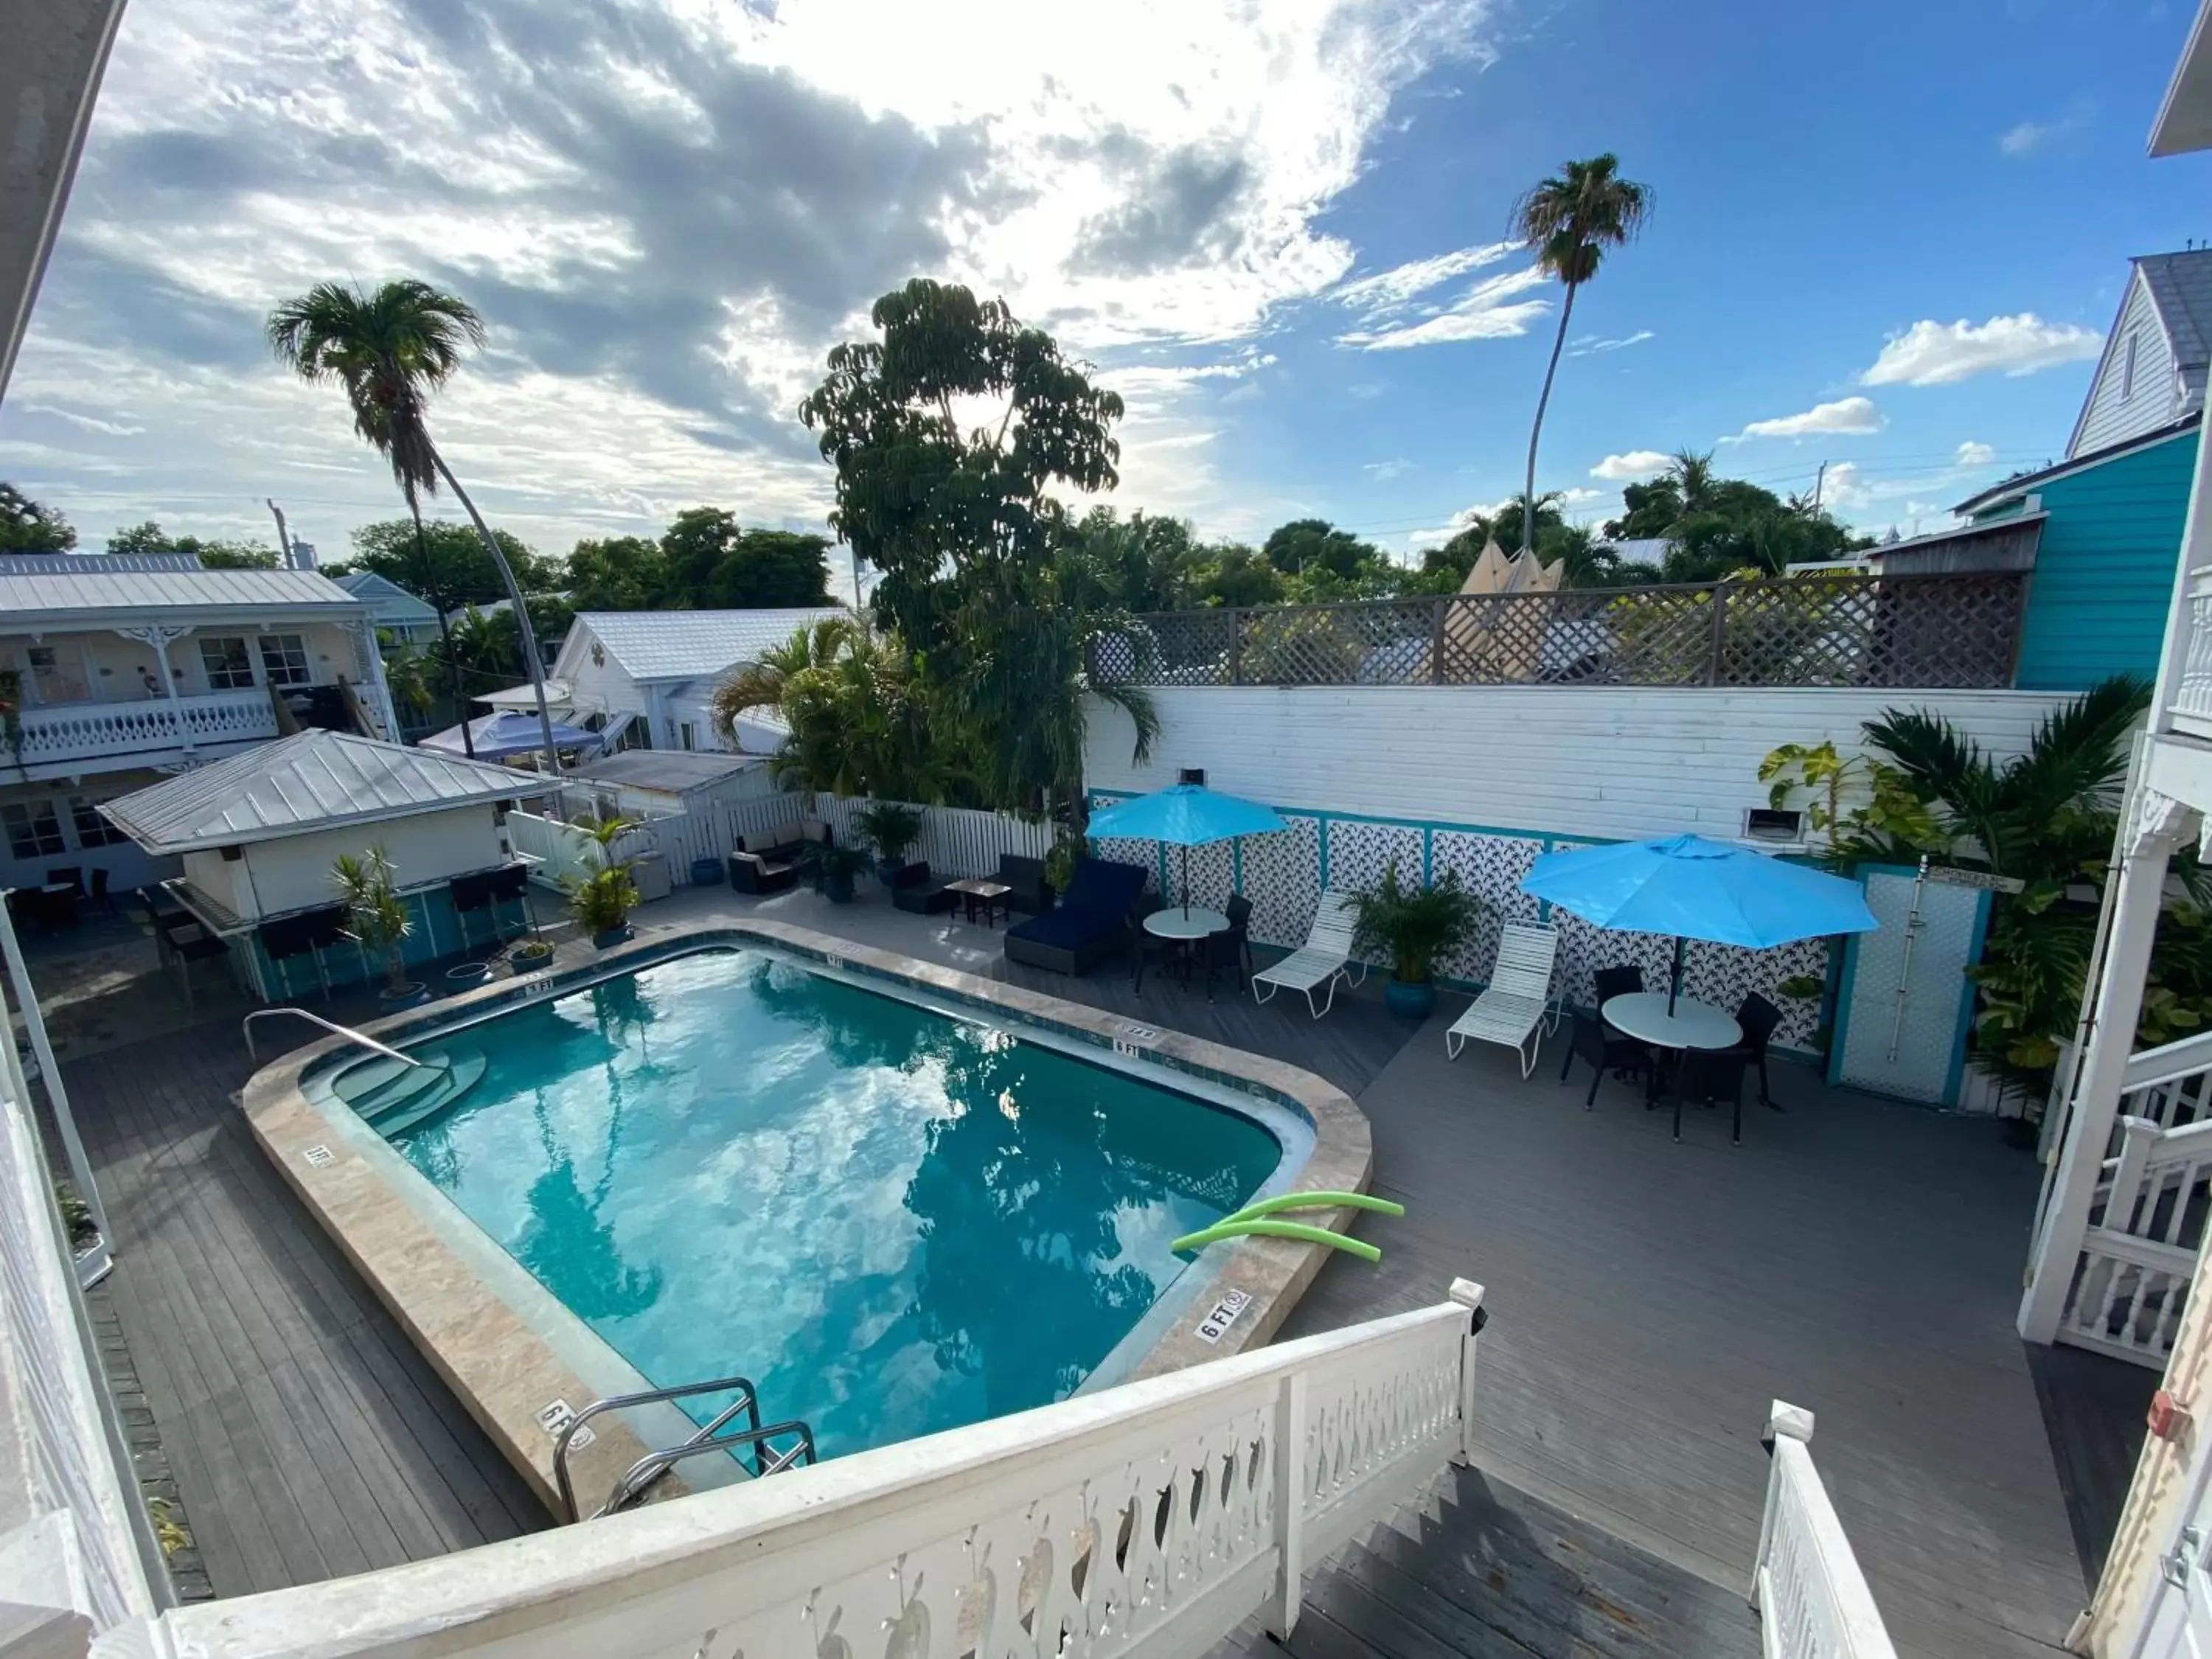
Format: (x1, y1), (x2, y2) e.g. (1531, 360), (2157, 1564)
(1510, 155), (1654, 556)
(265, 279), (560, 770)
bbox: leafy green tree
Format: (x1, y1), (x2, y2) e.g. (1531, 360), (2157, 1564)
(1182, 543), (1285, 608)
(105, 520), (282, 567)
(267, 278), (560, 766)
(349, 518), (549, 606)
(1510, 155), (1654, 556)
(0, 485), (76, 553)
(660, 509), (833, 608)
(1060, 507), (1198, 612)
(563, 535), (668, 611)
(799, 279), (1153, 820)
(1262, 518), (1380, 582)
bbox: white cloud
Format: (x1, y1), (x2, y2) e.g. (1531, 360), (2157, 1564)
(18, 404), (145, 438)
(1590, 449), (1672, 481)
(1860, 315), (2103, 386)
(1335, 265), (1551, 350)
(1557, 486), (1606, 507)
(1403, 499), (1514, 552)
(2, 0), (1502, 551)
(2000, 113), (2085, 156)
(1725, 395), (1885, 442)
(1364, 458), (1414, 481)
(1567, 329), (1653, 357)
(1333, 243), (1516, 310)
(1955, 439), (1997, 466)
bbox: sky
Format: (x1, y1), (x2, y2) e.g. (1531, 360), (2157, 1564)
(4, 0), (2210, 574)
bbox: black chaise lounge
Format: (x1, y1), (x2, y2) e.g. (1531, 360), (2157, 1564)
(1003, 858), (1150, 975)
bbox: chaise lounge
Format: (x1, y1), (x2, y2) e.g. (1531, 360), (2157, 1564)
(1004, 858), (1150, 975)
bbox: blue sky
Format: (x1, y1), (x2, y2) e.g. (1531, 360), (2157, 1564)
(1, 0), (2206, 566)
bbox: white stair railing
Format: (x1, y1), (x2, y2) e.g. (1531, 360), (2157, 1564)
(1751, 1402), (1899, 1659)
(2062, 1113), (2212, 1366)
(100, 1284), (1489, 1659)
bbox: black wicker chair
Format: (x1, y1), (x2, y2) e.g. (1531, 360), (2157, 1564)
(1672, 1046), (1753, 1145)
(1731, 992), (1785, 1109)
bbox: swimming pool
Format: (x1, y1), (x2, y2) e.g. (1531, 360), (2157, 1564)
(330, 947), (1293, 1460)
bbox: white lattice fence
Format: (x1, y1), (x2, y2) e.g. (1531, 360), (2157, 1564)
(811, 798), (1057, 881)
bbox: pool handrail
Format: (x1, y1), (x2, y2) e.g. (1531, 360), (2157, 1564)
(242, 1007), (434, 1071)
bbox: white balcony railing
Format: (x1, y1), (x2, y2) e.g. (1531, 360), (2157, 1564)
(1752, 1403), (1901, 1659)
(2171, 571), (2212, 727)
(12, 690), (277, 770)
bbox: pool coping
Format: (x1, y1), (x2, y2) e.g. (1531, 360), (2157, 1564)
(238, 917), (1375, 1515)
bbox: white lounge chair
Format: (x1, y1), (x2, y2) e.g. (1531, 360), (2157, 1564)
(1445, 923), (1561, 1076)
(1251, 889), (1368, 1018)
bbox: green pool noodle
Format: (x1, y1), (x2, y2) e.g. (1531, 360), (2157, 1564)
(1169, 1219), (1382, 1263)
(1218, 1191), (1404, 1225)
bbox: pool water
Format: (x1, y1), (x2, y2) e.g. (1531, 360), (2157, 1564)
(376, 949), (1284, 1458)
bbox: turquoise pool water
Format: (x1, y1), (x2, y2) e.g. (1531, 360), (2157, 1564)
(368, 949), (1285, 1458)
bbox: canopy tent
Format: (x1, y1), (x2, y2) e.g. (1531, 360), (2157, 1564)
(1520, 832), (1878, 1012)
(420, 710), (603, 763)
(1086, 783), (1286, 917)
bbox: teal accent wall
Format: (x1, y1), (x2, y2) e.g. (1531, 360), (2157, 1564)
(1987, 428), (2197, 690)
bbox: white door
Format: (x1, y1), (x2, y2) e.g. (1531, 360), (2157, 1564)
(2134, 1447), (2212, 1657)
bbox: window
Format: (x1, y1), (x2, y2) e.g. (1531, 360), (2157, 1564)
(24, 645), (88, 704)
(2122, 330), (2140, 401)
(257, 633), (310, 688)
(2, 801), (66, 859)
(678, 721), (697, 752)
(67, 796), (126, 848)
(200, 636), (254, 689)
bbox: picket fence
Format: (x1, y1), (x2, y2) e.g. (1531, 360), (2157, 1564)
(512, 794), (1054, 892)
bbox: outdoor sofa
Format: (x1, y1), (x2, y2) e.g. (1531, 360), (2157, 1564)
(726, 818), (832, 895)
(889, 862), (958, 914)
(1003, 858), (1150, 975)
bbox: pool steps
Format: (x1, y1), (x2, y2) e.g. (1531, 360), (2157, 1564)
(333, 1050), (490, 1138)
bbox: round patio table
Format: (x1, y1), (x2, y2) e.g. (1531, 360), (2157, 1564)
(1604, 992), (1744, 1145)
(1142, 907), (1229, 940)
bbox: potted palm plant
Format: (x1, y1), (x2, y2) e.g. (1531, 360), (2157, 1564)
(563, 814), (641, 947)
(333, 847), (424, 1008)
(796, 839), (872, 905)
(852, 801), (922, 882)
(1349, 861), (1486, 1021)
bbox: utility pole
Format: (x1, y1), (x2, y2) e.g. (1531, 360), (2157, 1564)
(267, 498), (294, 568)
(1812, 461), (1828, 513)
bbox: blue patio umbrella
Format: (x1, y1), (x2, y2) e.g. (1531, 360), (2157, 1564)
(420, 710), (603, 763)
(1086, 783), (1285, 917)
(1520, 832), (1878, 1012)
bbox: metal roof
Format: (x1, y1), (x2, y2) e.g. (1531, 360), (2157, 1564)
(101, 729), (536, 852)
(0, 552), (207, 574)
(567, 608), (847, 681)
(569, 748), (761, 794)
(0, 566), (364, 625)
(2139, 251), (2212, 369)
(333, 571), (439, 623)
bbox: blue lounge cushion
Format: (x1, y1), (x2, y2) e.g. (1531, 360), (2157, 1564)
(1057, 859), (1150, 917)
(1007, 908), (1113, 950)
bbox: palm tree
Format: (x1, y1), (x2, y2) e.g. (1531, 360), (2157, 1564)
(265, 279), (560, 769)
(1666, 448), (1715, 521)
(1510, 155), (1655, 556)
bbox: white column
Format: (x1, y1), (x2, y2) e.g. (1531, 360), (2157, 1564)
(2020, 790), (2190, 1342)
(2149, 420), (2212, 733)
(111, 625), (189, 748)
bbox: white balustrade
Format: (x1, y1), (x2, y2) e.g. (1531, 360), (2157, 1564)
(13, 690), (277, 768)
(1751, 1403), (1899, 1659)
(107, 1287), (1484, 1659)
(2063, 1110), (2212, 1365)
(2171, 572), (2212, 727)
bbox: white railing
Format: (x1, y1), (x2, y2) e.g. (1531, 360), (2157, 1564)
(0, 968), (162, 1638)
(12, 689), (277, 768)
(110, 1284), (1485, 1659)
(2062, 1111), (2212, 1366)
(2116, 1028), (2212, 1129)
(815, 796), (1056, 880)
(1751, 1402), (1899, 1659)
(2171, 571), (2212, 726)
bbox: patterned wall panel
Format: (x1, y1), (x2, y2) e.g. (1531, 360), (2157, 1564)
(1239, 814), (1322, 948)
(1172, 839), (1237, 911)
(1430, 830), (1545, 985)
(1324, 819), (1424, 898)
(1088, 834), (1161, 893)
(1552, 911), (1828, 1050)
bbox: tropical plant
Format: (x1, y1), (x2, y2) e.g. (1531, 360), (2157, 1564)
(0, 484), (74, 553)
(1348, 861), (1486, 985)
(852, 800), (922, 868)
(562, 814), (641, 936)
(1759, 740), (1941, 866)
(796, 839), (873, 900)
(266, 279), (557, 766)
(54, 1182), (97, 1248)
(333, 847), (414, 994)
(1510, 154), (1654, 557)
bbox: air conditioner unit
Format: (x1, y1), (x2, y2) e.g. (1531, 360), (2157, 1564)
(1741, 807), (1806, 851)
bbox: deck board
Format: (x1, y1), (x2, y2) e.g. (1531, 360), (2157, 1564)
(61, 1018), (548, 1596)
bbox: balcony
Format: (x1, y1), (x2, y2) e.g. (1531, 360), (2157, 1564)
(10, 689), (279, 779)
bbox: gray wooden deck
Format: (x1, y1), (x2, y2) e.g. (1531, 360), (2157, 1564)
(61, 1017), (547, 1595)
(38, 881), (2140, 1655)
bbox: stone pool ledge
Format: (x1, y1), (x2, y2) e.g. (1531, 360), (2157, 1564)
(240, 918), (1375, 1509)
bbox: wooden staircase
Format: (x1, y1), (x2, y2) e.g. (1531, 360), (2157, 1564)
(1217, 1463), (1761, 1659)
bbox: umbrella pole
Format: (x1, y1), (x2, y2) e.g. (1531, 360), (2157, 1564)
(1669, 936), (1685, 1015)
(1182, 844), (1190, 918)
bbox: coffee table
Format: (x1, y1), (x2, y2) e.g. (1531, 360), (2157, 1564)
(946, 878), (1013, 927)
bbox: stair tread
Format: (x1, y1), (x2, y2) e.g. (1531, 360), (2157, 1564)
(374, 1053), (487, 1138)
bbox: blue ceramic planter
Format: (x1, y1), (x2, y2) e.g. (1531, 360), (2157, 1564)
(1383, 977), (1436, 1021)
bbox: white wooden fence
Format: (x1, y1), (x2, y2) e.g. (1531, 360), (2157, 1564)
(814, 796), (1056, 880)
(107, 1286), (1485, 1659)
(0, 955), (163, 1642)
(1752, 1403), (1899, 1659)
(2041, 1029), (2212, 1368)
